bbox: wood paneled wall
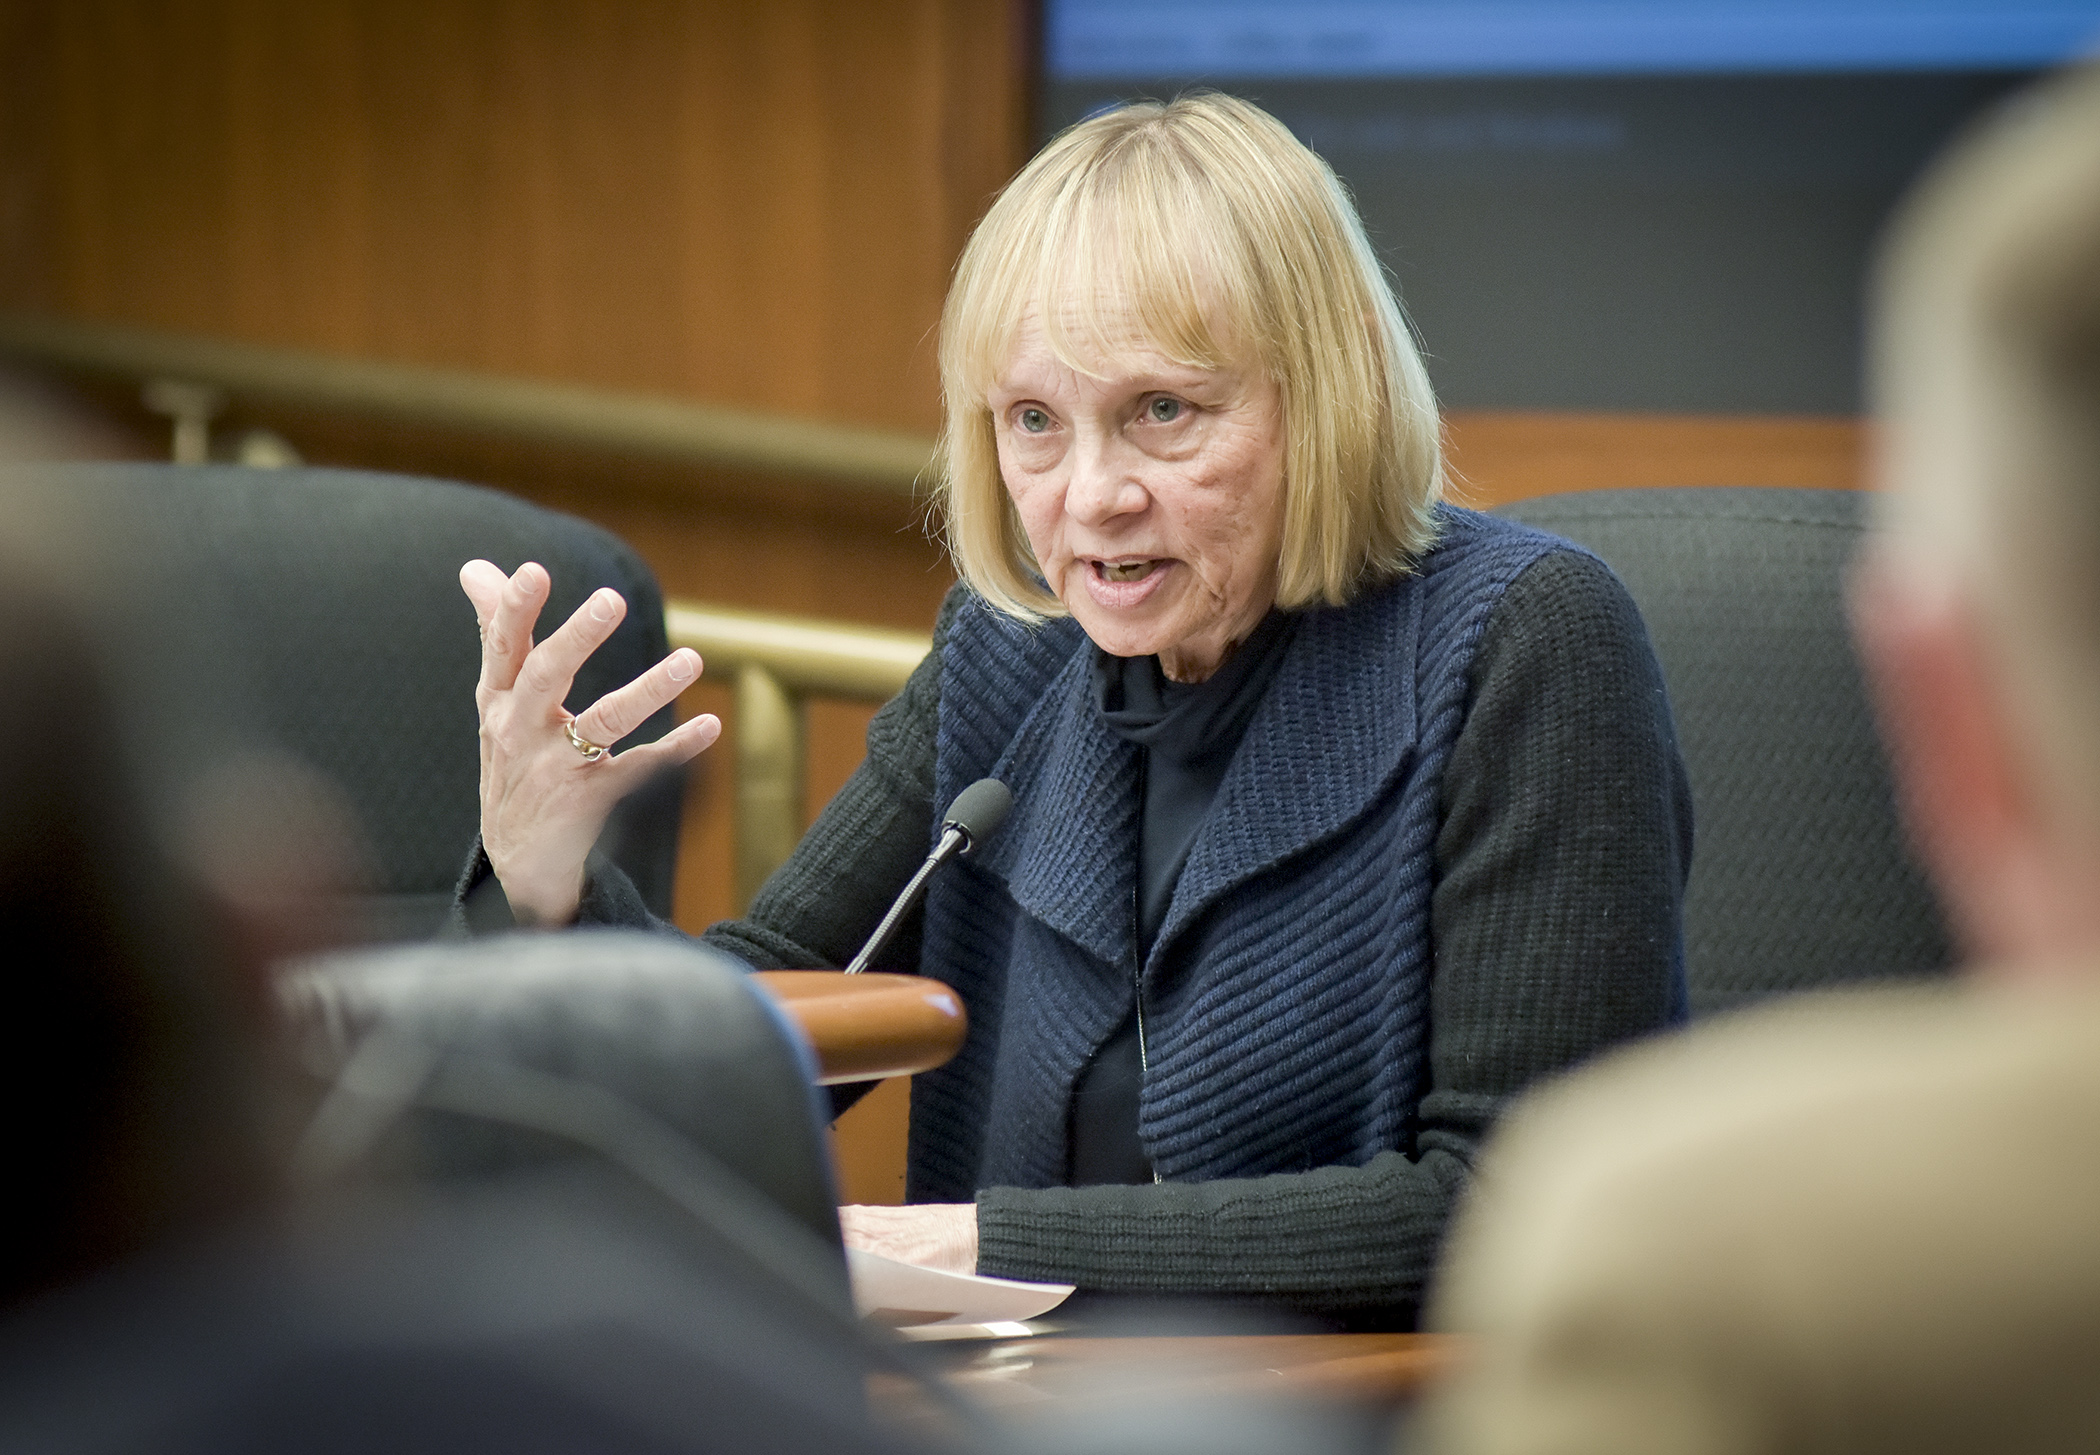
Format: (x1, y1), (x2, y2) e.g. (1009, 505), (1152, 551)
(0, 0), (1030, 434)
(0, 0), (1022, 864)
(0, 0), (1861, 1205)
(0, 0), (1031, 1202)
(1445, 411), (1864, 507)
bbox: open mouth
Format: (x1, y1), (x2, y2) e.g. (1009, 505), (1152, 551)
(1094, 559), (1162, 583)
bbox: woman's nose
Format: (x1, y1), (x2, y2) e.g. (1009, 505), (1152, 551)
(1064, 441), (1147, 526)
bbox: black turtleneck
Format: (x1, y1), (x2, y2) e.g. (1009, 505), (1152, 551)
(1069, 608), (1299, 1186)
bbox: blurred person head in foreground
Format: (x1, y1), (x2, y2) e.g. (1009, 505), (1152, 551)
(1416, 65), (2100, 1455)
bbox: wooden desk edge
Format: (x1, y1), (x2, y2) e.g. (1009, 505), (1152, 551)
(752, 970), (967, 1085)
(872, 1331), (1466, 1428)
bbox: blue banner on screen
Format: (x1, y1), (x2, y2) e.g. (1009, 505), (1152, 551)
(1047, 1), (2100, 81)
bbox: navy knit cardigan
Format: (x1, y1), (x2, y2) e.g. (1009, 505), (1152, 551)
(910, 507), (1581, 1201)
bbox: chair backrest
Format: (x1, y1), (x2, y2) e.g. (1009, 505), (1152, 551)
(1494, 487), (1952, 1017)
(282, 932), (846, 1263)
(30, 932), (890, 1453)
(0, 463), (681, 941)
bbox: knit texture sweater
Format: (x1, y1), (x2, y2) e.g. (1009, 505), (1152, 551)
(484, 506), (1692, 1315)
(919, 507), (1577, 1200)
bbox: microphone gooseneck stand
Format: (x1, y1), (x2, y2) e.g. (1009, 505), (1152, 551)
(841, 777), (1011, 975)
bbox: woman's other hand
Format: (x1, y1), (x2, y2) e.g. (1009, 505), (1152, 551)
(460, 559), (721, 926)
(838, 1203), (978, 1274)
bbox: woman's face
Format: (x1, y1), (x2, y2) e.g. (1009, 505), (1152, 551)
(990, 316), (1286, 683)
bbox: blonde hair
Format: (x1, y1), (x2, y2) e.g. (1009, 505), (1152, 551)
(936, 92), (1444, 620)
(1872, 65), (2100, 813)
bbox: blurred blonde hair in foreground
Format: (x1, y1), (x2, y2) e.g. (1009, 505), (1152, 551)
(1872, 64), (2100, 820)
(936, 91), (1445, 621)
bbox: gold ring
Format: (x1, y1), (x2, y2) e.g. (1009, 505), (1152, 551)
(563, 717), (609, 763)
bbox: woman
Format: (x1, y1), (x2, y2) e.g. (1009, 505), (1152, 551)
(458, 94), (1691, 1319)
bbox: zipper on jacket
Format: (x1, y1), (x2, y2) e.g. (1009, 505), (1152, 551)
(1132, 753), (1162, 1184)
(1133, 872), (1162, 1184)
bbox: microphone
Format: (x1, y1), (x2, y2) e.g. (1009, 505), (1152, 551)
(841, 778), (1011, 975)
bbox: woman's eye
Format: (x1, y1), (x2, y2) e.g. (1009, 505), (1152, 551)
(1016, 407), (1051, 434)
(1147, 397), (1184, 423)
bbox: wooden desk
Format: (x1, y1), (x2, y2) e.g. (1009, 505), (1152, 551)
(873, 1332), (1461, 1429)
(752, 970), (966, 1085)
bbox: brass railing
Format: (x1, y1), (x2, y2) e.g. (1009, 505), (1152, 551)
(666, 603), (931, 909)
(0, 313), (937, 493)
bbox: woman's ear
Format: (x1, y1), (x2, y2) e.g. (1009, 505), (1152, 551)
(1850, 551), (2100, 973)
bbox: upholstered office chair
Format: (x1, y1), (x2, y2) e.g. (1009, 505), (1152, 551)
(281, 932), (846, 1262)
(0, 463), (681, 942)
(1495, 488), (1953, 1017)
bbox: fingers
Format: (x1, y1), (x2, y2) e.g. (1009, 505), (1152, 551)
(513, 585), (629, 713)
(571, 647), (702, 748)
(470, 561), (552, 694)
(603, 710), (721, 786)
(459, 559), (507, 622)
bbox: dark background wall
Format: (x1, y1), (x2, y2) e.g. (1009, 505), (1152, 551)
(1043, 71), (2032, 414)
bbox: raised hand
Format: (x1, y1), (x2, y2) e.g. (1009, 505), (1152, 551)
(460, 559), (721, 925)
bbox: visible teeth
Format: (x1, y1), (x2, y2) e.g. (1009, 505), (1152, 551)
(1101, 561), (1153, 582)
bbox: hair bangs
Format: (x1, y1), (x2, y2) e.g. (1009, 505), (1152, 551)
(1036, 150), (1251, 381)
(954, 140), (1255, 408)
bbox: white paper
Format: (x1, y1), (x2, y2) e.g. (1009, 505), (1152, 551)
(892, 1320), (1040, 1343)
(847, 1247), (1074, 1328)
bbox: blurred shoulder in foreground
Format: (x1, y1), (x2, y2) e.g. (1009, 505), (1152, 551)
(1420, 983), (2100, 1455)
